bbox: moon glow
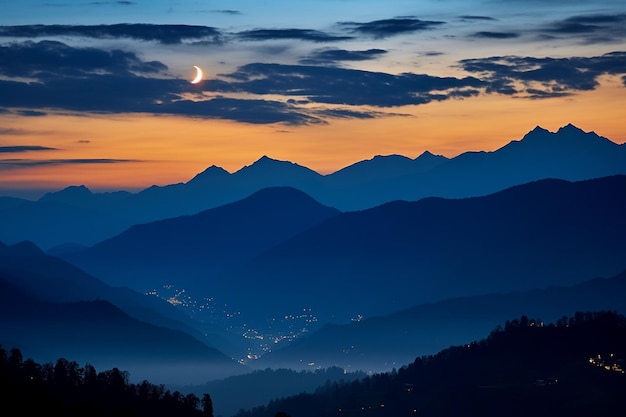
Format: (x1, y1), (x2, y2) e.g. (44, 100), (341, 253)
(191, 65), (203, 84)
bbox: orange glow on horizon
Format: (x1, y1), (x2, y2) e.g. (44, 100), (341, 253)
(0, 77), (624, 196)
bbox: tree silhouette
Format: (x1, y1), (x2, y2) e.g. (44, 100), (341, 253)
(202, 393), (214, 417)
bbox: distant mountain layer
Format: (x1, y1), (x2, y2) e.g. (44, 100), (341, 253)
(62, 186), (341, 291)
(1, 123), (624, 249)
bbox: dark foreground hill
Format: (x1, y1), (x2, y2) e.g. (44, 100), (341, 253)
(234, 311), (626, 417)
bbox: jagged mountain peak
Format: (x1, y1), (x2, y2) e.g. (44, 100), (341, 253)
(234, 155), (322, 178)
(415, 150), (448, 161)
(557, 122), (583, 133)
(39, 184), (92, 202)
(187, 164), (231, 185)
(507, 123), (617, 150)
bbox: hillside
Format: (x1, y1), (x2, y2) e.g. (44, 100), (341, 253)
(256, 269), (626, 372)
(234, 311), (626, 417)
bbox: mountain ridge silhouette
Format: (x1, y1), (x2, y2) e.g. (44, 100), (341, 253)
(1, 123), (624, 249)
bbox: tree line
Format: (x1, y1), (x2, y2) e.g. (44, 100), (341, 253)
(0, 346), (214, 417)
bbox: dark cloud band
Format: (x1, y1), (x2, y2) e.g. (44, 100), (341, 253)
(207, 63), (484, 107)
(0, 146), (57, 153)
(0, 158), (141, 170)
(460, 51), (626, 97)
(340, 18), (445, 38)
(237, 28), (352, 42)
(0, 24), (222, 44)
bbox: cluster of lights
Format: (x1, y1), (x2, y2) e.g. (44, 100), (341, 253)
(589, 353), (625, 374)
(147, 285), (321, 364)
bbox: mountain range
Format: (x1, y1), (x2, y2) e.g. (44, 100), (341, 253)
(0, 123), (624, 250)
(2, 122), (626, 391)
(58, 174), (626, 365)
(61, 186), (340, 292)
(197, 175), (626, 324)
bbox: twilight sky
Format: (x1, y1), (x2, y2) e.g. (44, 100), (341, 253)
(1, 0), (625, 198)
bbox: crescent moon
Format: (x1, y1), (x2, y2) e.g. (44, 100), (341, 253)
(191, 65), (203, 84)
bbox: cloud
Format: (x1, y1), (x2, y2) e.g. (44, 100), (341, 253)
(89, 1), (135, 5)
(1, 39), (451, 124)
(340, 18), (445, 38)
(0, 41), (383, 125)
(158, 97), (323, 125)
(541, 13), (626, 43)
(0, 145), (57, 153)
(17, 110), (47, 117)
(459, 51), (626, 97)
(237, 28), (353, 42)
(459, 15), (497, 21)
(0, 158), (141, 170)
(472, 31), (519, 39)
(206, 63), (485, 107)
(0, 40), (167, 79)
(213, 10), (241, 15)
(0, 128), (26, 135)
(0, 40), (183, 115)
(0, 24), (222, 44)
(299, 48), (387, 65)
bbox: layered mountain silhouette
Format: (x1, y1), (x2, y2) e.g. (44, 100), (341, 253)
(60, 175), (626, 332)
(0, 124), (624, 249)
(62, 186), (341, 292)
(0, 241), (245, 384)
(211, 175), (626, 325)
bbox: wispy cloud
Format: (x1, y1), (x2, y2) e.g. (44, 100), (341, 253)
(299, 48), (387, 65)
(237, 28), (353, 42)
(540, 13), (626, 43)
(0, 158), (141, 170)
(0, 128), (29, 135)
(471, 31), (519, 39)
(459, 15), (497, 21)
(212, 10), (241, 15)
(0, 24), (222, 44)
(340, 18), (445, 38)
(89, 1), (135, 5)
(0, 145), (57, 152)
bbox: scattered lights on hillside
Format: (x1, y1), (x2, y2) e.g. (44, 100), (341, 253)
(146, 284), (321, 365)
(589, 353), (625, 374)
